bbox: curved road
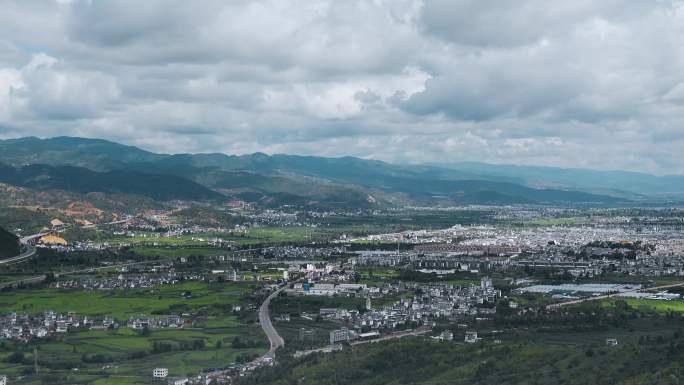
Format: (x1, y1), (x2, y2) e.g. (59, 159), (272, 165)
(0, 231), (47, 265)
(0, 244), (36, 265)
(0, 218), (132, 266)
(259, 286), (285, 357)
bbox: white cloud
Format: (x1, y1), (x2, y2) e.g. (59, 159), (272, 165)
(0, 0), (683, 174)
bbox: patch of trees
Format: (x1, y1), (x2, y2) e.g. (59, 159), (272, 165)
(0, 226), (20, 258)
(231, 336), (262, 349)
(150, 339), (206, 354)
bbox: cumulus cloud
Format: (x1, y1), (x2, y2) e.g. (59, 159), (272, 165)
(0, 0), (683, 174)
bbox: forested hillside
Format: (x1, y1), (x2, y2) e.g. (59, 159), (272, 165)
(0, 226), (19, 259)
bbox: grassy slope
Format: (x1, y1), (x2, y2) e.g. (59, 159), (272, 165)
(243, 330), (684, 385)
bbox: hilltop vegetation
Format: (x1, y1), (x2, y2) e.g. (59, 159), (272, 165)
(0, 226), (19, 258)
(241, 332), (684, 385)
(243, 302), (684, 385)
(0, 162), (223, 201)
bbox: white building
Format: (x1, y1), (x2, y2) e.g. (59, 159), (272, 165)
(330, 327), (356, 344)
(309, 283), (336, 296)
(465, 331), (478, 343)
(480, 276), (493, 291)
(440, 330), (454, 341)
(168, 377), (188, 385)
(153, 368), (169, 378)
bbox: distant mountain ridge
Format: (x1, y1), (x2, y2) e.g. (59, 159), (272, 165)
(0, 136), (647, 207)
(438, 162), (684, 197)
(0, 162), (222, 201)
(0, 136), (163, 170)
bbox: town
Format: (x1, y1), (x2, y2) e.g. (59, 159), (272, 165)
(3, 204), (684, 384)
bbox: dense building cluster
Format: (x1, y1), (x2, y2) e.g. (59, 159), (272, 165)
(0, 311), (187, 341)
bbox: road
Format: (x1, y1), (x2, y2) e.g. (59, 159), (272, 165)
(259, 286), (285, 357)
(0, 244), (36, 265)
(546, 282), (684, 310)
(0, 217), (132, 266)
(349, 327), (431, 346)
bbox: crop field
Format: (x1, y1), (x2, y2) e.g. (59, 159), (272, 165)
(97, 227), (331, 248)
(602, 298), (684, 313)
(130, 247), (230, 259)
(0, 281), (267, 384)
(93, 233), (214, 246)
(97, 225), (413, 250)
(527, 217), (591, 226)
(0, 281), (252, 319)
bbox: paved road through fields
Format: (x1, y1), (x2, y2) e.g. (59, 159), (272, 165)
(259, 286), (285, 357)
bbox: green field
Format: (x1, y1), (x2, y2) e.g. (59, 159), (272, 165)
(98, 227), (330, 248)
(97, 225), (408, 249)
(527, 217), (591, 226)
(603, 298), (684, 313)
(244, 313), (684, 385)
(0, 282), (267, 384)
(0, 281), (251, 319)
(130, 247), (230, 259)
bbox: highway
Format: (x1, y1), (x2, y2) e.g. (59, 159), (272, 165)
(0, 217), (132, 266)
(259, 286), (285, 357)
(0, 231), (49, 266)
(0, 244), (36, 265)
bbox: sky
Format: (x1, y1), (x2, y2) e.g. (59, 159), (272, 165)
(0, 1), (683, 174)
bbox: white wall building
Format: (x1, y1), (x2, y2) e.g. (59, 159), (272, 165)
(153, 368), (168, 378)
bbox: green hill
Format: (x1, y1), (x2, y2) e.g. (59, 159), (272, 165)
(0, 226), (19, 259)
(0, 162), (223, 201)
(241, 330), (684, 385)
(0, 137), (634, 207)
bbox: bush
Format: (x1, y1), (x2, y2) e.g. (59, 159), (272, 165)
(5, 351), (24, 363)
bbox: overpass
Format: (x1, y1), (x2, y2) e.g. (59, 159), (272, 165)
(0, 244), (37, 265)
(0, 216), (132, 265)
(0, 231), (48, 265)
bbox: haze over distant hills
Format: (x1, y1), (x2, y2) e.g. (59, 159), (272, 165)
(0, 136), (678, 208)
(437, 162), (684, 198)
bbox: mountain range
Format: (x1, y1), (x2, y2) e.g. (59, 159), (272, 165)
(0, 136), (679, 208)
